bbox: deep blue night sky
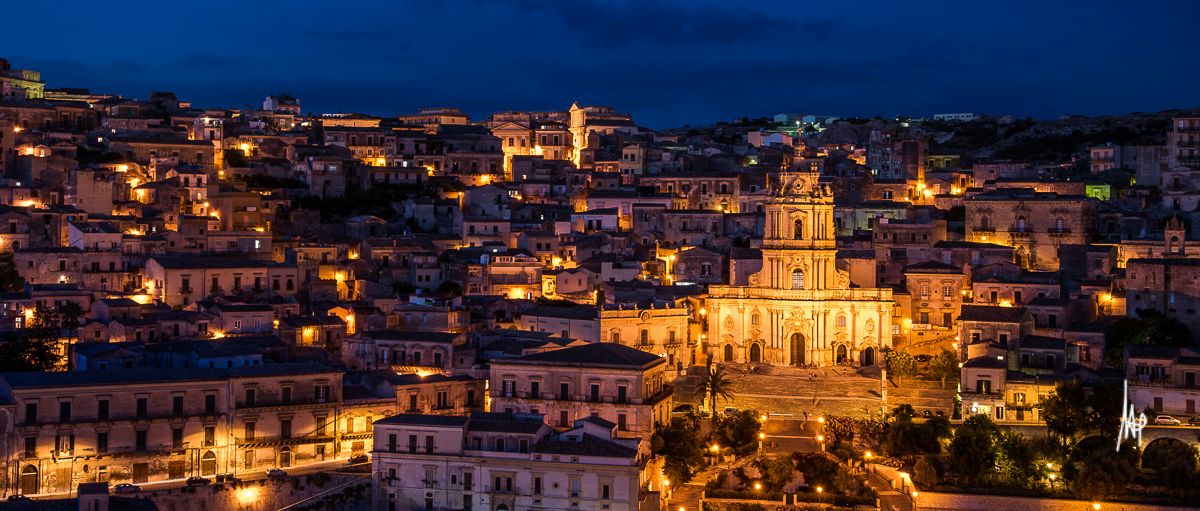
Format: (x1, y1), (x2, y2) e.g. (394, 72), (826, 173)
(7, 0), (1198, 128)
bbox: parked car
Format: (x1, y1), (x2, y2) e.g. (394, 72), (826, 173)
(216, 474), (241, 485)
(671, 404), (694, 415)
(6, 495), (30, 501)
(347, 454), (369, 465)
(186, 476), (211, 486)
(914, 354), (932, 363)
(113, 483), (141, 495)
(267, 468), (288, 479)
(1154, 415), (1182, 426)
(1189, 416), (1200, 426)
(921, 410), (933, 418)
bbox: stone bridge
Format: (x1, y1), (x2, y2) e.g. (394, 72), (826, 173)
(1000, 423), (1200, 448)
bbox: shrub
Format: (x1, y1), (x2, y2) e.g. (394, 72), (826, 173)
(914, 456), (940, 487)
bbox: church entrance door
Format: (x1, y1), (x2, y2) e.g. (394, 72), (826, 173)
(789, 334), (805, 366)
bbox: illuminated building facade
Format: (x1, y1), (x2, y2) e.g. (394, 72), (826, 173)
(706, 171), (893, 367)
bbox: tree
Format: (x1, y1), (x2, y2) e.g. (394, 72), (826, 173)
(928, 350), (960, 389)
(652, 417), (706, 484)
(885, 350), (917, 387)
(0, 252), (24, 293)
(994, 430), (1041, 486)
(883, 406), (949, 462)
(913, 456), (940, 487)
(699, 364), (735, 429)
(949, 415), (999, 485)
(1073, 451), (1137, 501)
(1141, 438), (1198, 491)
(1105, 309), (1192, 366)
(753, 455), (796, 491)
(0, 304), (63, 371)
(1041, 381), (1088, 454)
(1085, 381), (1123, 437)
(714, 409), (763, 451)
(58, 302), (84, 342)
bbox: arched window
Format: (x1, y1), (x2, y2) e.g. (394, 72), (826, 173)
(201, 451), (217, 476)
(723, 344), (734, 362)
(980, 215), (990, 230)
(750, 313), (760, 326)
(836, 314), (847, 328)
(1055, 217), (1065, 233)
(791, 270), (805, 290)
(1017, 216), (1027, 233)
(793, 219), (804, 240)
(639, 329), (649, 344)
(609, 330), (621, 343)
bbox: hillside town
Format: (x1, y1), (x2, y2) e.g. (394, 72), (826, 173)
(0, 56), (1199, 511)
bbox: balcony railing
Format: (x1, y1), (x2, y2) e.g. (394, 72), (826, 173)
(20, 411), (224, 427)
(494, 384), (671, 405)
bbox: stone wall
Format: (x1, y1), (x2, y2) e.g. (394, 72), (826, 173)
(916, 491), (1200, 511)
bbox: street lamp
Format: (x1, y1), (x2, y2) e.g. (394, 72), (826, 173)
(1093, 503), (1101, 511)
(816, 486), (824, 504)
(237, 487), (259, 506)
(754, 482), (762, 491)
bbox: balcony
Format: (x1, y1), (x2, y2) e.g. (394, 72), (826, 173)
(236, 398), (334, 411)
(235, 434), (334, 447)
(1007, 229), (1032, 239)
(494, 384), (671, 405)
(19, 411), (225, 429)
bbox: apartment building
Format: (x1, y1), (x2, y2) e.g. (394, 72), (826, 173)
(143, 256), (300, 307)
(488, 343), (672, 438)
(371, 412), (661, 511)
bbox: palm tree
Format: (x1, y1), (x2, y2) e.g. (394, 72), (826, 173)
(58, 302), (84, 338)
(699, 364), (735, 429)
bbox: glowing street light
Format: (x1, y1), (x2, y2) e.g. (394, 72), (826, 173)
(864, 451), (873, 460)
(1092, 503), (1101, 511)
(236, 487), (259, 505)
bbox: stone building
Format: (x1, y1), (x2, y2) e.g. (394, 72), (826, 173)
(1125, 257), (1200, 337)
(706, 171), (893, 367)
(488, 343), (672, 438)
(371, 412), (661, 511)
(964, 188), (1095, 271)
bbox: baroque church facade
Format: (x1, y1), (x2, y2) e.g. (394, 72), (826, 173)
(705, 171), (894, 367)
